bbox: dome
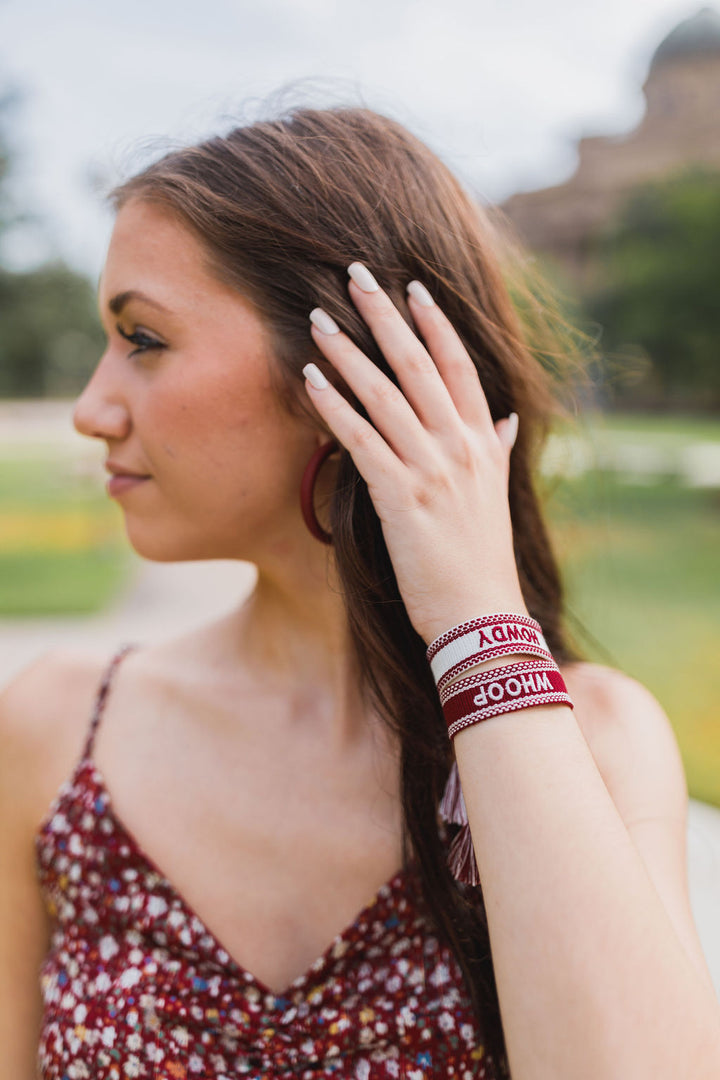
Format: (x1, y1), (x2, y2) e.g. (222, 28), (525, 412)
(650, 6), (720, 70)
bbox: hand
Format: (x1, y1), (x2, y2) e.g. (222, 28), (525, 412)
(303, 262), (528, 646)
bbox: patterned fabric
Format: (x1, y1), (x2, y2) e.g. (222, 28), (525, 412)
(34, 645), (498, 1078)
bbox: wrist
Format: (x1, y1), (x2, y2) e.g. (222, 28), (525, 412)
(421, 594), (530, 648)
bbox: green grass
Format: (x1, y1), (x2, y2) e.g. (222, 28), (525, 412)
(0, 453), (133, 616)
(592, 412), (720, 442)
(0, 454), (101, 506)
(544, 472), (720, 805)
(0, 548), (131, 615)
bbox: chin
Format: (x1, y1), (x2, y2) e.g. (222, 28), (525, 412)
(122, 523), (232, 563)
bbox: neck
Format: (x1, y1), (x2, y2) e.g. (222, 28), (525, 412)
(223, 551), (378, 749)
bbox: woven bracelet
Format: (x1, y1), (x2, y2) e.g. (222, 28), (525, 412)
(426, 613), (553, 694)
(441, 658), (574, 740)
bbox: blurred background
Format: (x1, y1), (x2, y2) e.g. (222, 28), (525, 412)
(0, 0), (718, 984)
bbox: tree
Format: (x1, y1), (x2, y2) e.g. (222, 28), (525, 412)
(583, 168), (720, 410)
(0, 262), (104, 397)
(0, 85), (22, 246)
(0, 77), (104, 398)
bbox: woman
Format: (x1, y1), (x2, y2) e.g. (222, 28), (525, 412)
(1, 104), (718, 1079)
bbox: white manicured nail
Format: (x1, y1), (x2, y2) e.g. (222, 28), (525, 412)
(406, 280), (435, 307)
(507, 412), (519, 448)
(347, 262), (379, 292)
(309, 308), (340, 334)
(303, 363), (329, 390)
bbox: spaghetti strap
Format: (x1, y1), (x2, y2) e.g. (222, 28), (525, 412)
(80, 642), (139, 762)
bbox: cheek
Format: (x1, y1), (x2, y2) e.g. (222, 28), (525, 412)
(143, 365), (303, 502)
(145, 361), (257, 458)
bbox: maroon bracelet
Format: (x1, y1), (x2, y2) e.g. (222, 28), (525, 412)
(441, 658), (573, 740)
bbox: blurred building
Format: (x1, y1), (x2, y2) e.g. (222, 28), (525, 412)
(498, 6), (720, 284)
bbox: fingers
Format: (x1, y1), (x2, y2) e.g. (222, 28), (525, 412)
(495, 412), (520, 452)
(341, 263), (497, 437)
(308, 307), (434, 469)
(338, 263), (462, 437)
(305, 261), (512, 471)
(301, 358), (408, 491)
(403, 279), (497, 434)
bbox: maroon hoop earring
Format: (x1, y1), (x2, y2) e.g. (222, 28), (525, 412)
(300, 440), (339, 545)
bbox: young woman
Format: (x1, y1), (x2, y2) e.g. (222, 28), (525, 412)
(1, 104), (718, 1080)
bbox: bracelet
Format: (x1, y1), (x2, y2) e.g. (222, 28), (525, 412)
(426, 613), (552, 694)
(441, 658), (574, 740)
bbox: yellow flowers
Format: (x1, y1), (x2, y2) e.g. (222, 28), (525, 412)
(0, 509), (120, 552)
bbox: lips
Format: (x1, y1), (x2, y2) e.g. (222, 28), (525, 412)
(105, 471), (152, 497)
(105, 461), (151, 478)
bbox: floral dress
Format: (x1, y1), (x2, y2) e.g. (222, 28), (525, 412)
(35, 644), (500, 1079)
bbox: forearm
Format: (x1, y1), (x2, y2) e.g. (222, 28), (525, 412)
(302, 265), (720, 1077)
(454, 697), (720, 1080)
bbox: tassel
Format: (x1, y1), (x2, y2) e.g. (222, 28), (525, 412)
(439, 760), (480, 886)
(447, 823), (481, 886)
(439, 758), (467, 825)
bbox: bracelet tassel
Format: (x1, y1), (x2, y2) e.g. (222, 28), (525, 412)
(440, 760), (480, 886)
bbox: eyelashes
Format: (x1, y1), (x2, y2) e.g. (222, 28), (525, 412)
(115, 323), (165, 358)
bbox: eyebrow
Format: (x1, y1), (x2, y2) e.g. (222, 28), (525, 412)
(106, 290), (171, 316)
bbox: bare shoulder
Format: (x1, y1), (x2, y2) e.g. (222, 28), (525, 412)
(560, 660), (689, 825)
(561, 658), (666, 713)
(561, 659), (678, 740)
(0, 647), (110, 829)
(0, 646), (107, 744)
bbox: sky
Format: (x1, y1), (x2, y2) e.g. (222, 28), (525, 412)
(0, 0), (705, 280)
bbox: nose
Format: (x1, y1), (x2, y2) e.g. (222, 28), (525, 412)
(72, 350), (132, 442)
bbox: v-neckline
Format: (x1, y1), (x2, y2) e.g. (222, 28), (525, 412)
(39, 754), (420, 1002)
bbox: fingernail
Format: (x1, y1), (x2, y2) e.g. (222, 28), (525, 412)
(303, 362), (330, 390)
(347, 262), (379, 292)
(309, 307), (340, 335)
(406, 280), (435, 307)
(507, 412), (519, 448)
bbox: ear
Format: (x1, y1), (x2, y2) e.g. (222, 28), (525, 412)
(313, 431), (341, 456)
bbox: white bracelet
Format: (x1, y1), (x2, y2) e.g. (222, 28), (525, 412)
(426, 612), (552, 693)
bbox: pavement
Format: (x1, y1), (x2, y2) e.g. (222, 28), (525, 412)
(1, 554), (719, 1000)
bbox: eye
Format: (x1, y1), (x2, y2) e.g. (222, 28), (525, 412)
(115, 323), (165, 358)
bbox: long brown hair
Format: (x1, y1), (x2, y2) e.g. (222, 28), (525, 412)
(108, 101), (591, 1077)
